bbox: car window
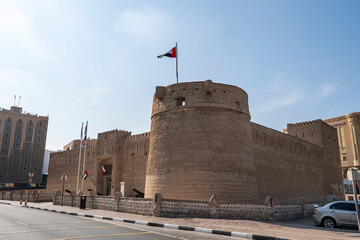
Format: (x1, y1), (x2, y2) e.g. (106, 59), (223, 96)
(330, 203), (354, 211)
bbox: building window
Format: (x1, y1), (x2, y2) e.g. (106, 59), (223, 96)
(6, 118), (11, 123)
(3, 141), (8, 146)
(12, 157), (16, 163)
(14, 150), (18, 155)
(25, 151), (29, 156)
(357, 124), (360, 150)
(11, 166), (15, 171)
(28, 128), (32, 133)
(10, 174), (14, 179)
(35, 151), (39, 156)
(24, 158), (27, 163)
(18, 119), (22, 124)
(38, 129), (41, 134)
(1, 158), (5, 162)
(26, 136), (31, 141)
(39, 122), (43, 127)
(28, 121), (33, 126)
(15, 134), (20, 139)
(0, 166), (4, 170)
(2, 149), (7, 155)
(6, 125), (10, 131)
(351, 125), (359, 161)
(37, 136), (40, 141)
(23, 167), (27, 171)
(340, 126), (346, 148)
(22, 174), (26, 179)
(15, 142), (19, 147)
(36, 144), (39, 149)
(34, 167), (37, 171)
(34, 159), (38, 164)
(26, 143), (30, 148)
(5, 133), (9, 139)
(176, 97), (186, 106)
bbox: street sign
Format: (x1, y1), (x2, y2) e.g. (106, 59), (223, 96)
(347, 167), (360, 182)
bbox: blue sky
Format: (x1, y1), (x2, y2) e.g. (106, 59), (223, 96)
(0, 0), (359, 151)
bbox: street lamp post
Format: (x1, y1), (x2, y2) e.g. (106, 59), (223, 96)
(27, 172), (34, 202)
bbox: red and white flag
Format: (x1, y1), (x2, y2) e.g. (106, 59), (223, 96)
(102, 166), (106, 175)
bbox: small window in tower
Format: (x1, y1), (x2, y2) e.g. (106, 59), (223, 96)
(176, 97), (186, 106)
(39, 122), (43, 127)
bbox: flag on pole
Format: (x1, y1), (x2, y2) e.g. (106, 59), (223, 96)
(102, 166), (106, 175)
(80, 122), (84, 140)
(82, 170), (88, 179)
(84, 121), (88, 140)
(157, 46), (176, 59)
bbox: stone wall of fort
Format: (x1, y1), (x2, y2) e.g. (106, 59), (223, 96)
(46, 80), (343, 206)
(252, 121), (343, 203)
(46, 145), (97, 195)
(145, 81), (258, 202)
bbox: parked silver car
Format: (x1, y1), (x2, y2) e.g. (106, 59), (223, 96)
(313, 201), (360, 228)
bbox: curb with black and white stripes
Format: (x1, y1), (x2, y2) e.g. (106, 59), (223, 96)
(1, 201), (289, 240)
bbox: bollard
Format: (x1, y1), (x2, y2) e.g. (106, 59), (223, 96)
(24, 200), (27, 206)
(20, 199), (22, 205)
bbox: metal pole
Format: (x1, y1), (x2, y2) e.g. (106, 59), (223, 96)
(27, 181), (30, 202)
(351, 168), (360, 231)
(176, 42), (178, 84)
(61, 173), (65, 207)
(81, 139), (87, 192)
(76, 125), (83, 193)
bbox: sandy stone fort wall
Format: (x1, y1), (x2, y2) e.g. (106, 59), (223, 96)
(46, 80), (343, 204)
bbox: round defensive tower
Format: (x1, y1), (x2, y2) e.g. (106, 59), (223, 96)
(144, 80), (258, 202)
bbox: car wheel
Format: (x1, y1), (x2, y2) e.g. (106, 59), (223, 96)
(322, 217), (336, 228)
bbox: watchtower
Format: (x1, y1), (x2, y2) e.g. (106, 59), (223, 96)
(144, 80), (258, 202)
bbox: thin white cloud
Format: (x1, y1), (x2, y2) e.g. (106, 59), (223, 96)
(252, 73), (305, 113)
(318, 84), (336, 99)
(114, 7), (170, 41)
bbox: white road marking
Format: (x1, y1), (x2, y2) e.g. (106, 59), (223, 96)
(90, 217), (183, 239)
(16, 222), (28, 226)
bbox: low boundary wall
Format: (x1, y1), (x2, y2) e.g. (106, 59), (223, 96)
(53, 192), (317, 221)
(0, 190), (53, 202)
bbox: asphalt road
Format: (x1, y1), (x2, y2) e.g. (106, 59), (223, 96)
(0, 204), (180, 240)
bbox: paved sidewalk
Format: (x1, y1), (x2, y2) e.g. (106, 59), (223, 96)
(2, 200), (360, 240)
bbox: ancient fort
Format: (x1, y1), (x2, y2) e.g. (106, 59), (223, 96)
(47, 80), (344, 205)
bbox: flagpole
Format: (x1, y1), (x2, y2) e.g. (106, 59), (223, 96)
(81, 121), (88, 193)
(176, 42), (178, 84)
(76, 123), (83, 193)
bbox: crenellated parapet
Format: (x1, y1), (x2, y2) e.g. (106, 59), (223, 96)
(126, 132), (150, 141)
(151, 80), (250, 119)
